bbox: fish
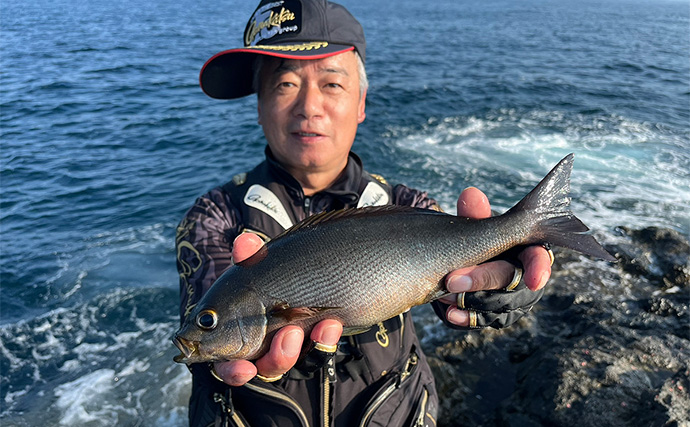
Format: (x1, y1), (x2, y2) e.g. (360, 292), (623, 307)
(173, 153), (616, 364)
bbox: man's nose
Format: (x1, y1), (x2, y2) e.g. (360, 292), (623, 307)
(293, 84), (324, 119)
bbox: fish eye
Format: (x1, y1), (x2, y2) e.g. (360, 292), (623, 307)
(196, 310), (218, 330)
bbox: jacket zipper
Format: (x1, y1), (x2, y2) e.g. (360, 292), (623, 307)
(213, 392), (247, 427)
(414, 388), (429, 427)
(323, 356), (336, 427)
(244, 382), (310, 427)
(323, 369), (330, 427)
(358, 352), (419, 427)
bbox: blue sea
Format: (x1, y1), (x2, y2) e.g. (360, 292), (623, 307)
(1, 0), (688, 425)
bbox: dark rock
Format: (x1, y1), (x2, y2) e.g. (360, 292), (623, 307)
(414, 226), (690, 427)
(612, 226), (690, 290)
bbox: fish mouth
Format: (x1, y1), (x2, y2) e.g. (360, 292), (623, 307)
(172, 335), (199, 363)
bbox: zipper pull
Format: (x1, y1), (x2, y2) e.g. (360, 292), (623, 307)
(213, 392), (229, 413)
(326, 356), (337, 384)
(304, 196), (311, 214)
(399, 352), (419, 384)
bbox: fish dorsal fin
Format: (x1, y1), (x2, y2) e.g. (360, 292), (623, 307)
(274, 205), (439, 239)
(294, 205), (408, 229)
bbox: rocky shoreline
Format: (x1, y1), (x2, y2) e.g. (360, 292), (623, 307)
(415, 227), (689, 426)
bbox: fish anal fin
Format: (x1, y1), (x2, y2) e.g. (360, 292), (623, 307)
(269, 304), (341, 322)
(342, 326), (373, 336)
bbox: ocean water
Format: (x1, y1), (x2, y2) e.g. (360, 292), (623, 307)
(1, 0), (688, 425)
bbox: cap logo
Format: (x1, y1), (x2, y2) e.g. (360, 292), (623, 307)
(244, 1), (302, 47)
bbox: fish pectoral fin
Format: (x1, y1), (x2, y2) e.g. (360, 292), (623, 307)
(342, 326), (373, 336)
(270, 304), (341, 322)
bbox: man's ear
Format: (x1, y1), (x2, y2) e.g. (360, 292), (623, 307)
(357, 89), (367, 124)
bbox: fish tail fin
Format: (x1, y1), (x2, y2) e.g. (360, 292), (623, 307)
(509, 153), (616, 261)
(538, 214), (616, 261)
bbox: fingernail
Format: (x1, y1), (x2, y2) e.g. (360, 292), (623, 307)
(319, 324), (341, 345)
(448, 275), (473, 293)
(448, 309), (469, 325)
(282, 330), (303, 358)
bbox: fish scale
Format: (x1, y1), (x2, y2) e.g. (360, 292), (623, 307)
(173, 154), (616, 363)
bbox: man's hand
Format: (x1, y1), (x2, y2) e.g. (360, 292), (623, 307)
(213, 233), (343, 386)
(440, 187), (552, 327)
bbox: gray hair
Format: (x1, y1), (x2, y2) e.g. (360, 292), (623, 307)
(252, 52), (368, 99)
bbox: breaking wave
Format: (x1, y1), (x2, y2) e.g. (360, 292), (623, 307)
(385, 109), (690, 238)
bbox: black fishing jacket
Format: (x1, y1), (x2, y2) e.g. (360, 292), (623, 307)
(177, 149), (440, 427)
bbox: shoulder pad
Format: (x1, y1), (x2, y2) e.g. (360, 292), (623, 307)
(370, 173), (388, 185)
(232, 173), (247, 186)
(430, 204), (445, 213)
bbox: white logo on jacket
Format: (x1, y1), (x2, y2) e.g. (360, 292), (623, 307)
(357, 182), (390, 208)
(244, 184), (294, 230)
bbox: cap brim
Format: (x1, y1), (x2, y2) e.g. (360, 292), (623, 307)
(200, 43), (355, 100)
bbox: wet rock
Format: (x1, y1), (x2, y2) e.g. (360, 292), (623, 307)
(612, 226), (690, 290)
(656, 365), (690, 425)
(415, 226), (690, 427)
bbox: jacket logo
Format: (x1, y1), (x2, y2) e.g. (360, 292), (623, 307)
(375, 322), (389, 348)
(244, 184), (294, 230)
(357, 182), (390, 208)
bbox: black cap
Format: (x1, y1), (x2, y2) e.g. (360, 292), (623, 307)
(200, 0), (366, 100)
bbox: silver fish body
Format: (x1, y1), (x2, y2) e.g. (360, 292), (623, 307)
(173, 154), (615, 364)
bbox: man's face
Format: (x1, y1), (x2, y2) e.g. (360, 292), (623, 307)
(257, 51), (367, 179)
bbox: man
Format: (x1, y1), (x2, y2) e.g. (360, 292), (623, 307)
(176, 1), (553, 425)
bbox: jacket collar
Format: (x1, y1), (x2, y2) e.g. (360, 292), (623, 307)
(264, 147), (362, 205)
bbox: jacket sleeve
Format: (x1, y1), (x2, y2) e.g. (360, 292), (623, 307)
(391, 184), (443, 211)
(176, 187), (242, 325)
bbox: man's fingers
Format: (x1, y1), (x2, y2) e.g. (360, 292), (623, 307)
(445, 307), (470, 326)
(213, 325), (304, 387)
(254, 325), (304, 380)
(443, 260), (516, 297)
(519, 245), (552, 291)
(232, 232), (265, 263)
(310, 319), (343, 347)
(445, 187), (552, 327)
(214, 360), (257, 387)
(457, 187), (491, 219)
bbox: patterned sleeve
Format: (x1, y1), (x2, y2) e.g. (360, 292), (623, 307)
(391, 183), (443, 211)
(175, 187), (242, 325)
